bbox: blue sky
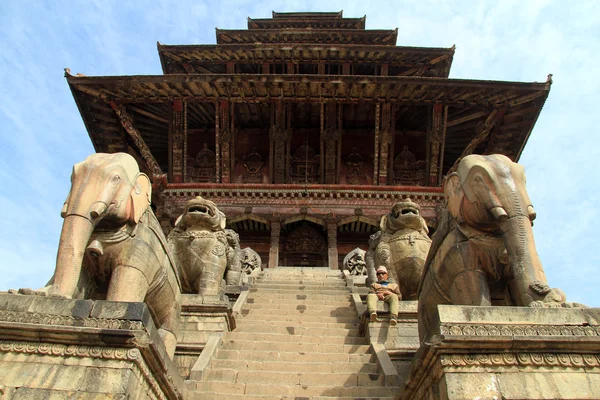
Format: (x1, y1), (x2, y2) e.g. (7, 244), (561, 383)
(1, 1), (598, 305)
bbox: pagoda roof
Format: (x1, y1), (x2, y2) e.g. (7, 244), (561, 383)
(247, 15), (366, 30)
(215, 28), (398, 45)
(67, 71), (550, 169)
(157, 43), (454, 77)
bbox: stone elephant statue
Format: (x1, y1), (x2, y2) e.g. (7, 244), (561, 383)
(368, 200), (432, 300)
(343, 248), (367, 276)
(418, 154), (580, 342)
(23, 153), (182, 358)
(168, 196), (230, 296)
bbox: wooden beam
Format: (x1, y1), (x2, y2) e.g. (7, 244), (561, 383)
(448, 108), (506, 173)
(109, 102), (163, 177)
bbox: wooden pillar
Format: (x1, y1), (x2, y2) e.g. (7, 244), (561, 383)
(262, 63), (270, 74)
(319, 103), (325, 184)
(215, 101), (220, 182)
(272, 101), (287, 184)
(342, 63), (351, 75)
(378, 103), (392, 185)
(336, 105), (343, 185)
(218, 101), (232, 183)
(269, 221), (281, 268)
(226, 62), (234, 74)
(373, 103), (381, 184)
(388, 105), (396, 185)
(168, 100), (185, 183)
(427, 102), (448, 186)
(318, 63), (326, 75)
(380, 64), (389, 76)
(324, 103), (340, 184)
(327, 221), (339, 270)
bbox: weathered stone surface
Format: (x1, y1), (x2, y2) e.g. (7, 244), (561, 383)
(0, 296), (184, 400)
(400, 305), (600, 400)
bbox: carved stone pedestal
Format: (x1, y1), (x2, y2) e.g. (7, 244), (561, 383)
(357, 300), (420, 386)
(0, 293), (184, 399)
(174, 294), (235, 380)
(400, 305), (600, 400)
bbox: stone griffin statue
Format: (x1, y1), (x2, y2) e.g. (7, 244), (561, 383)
(418, 154), (583, 342)
(343, 248), (367, 275)
(367, 200), (432, 301)
(168, 197), (230, 296)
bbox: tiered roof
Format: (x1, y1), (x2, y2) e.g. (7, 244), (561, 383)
(67, 11), (550, 178)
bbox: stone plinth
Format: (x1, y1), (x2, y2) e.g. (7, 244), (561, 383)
(400, 305), (600, 400)
(174, 294), (235, 379)
(0, 293), (184, 399)
(357, 300), (420, 385)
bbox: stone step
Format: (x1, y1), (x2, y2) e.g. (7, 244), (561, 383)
(253, 282), (347, 289)
(203, 369), (386, 387)
(237, 312), (358, 324)
(245, 298), (353, 307)
(242, 302), (353, 312)
(239, 307), (357, 318)
(192, 381), (399, 398)
(210, 359), (379, 374)
(222, 338), (367, 351)
(194, 394), (396, 400)
(257, 278), (345, 284)
(235, 319), (359, 329)
(246, 292), (352, 301)
(215, 349), (374, 363)
(227, 325), (360, 338)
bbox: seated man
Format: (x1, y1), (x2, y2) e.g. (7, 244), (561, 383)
(367, 266), (401, 326)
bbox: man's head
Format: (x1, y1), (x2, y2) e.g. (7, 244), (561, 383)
(376, 266), (388, 280)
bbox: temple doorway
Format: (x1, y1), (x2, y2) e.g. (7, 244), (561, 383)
(280, 220), (327, 267)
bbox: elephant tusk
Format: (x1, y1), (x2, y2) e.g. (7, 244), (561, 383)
(527, 205), (537, 221)
(60, 203), (68, 218)
(86, 240), (104, 257)
(490, 206), (508, 221)
(90, 202), (108, 219)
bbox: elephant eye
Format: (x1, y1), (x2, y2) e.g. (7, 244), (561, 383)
(112, 175), (121, 183)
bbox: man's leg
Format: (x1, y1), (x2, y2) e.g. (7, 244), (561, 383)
(366, 293), (378, 322)
(386, 294), (399, 326)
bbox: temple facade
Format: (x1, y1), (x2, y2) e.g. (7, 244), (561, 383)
(67, 11), (550, 269)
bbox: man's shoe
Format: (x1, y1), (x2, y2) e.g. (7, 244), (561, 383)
(370, 312), (378, 322)
(390, 317), (398, 327)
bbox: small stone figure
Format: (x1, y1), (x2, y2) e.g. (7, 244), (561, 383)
(240, 247), (262, 284)
(343, 248), (367, 275)
(367, 266), (401, 326)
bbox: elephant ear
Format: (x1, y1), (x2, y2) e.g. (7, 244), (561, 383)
(444, 173), (462, 220)
(131, 173), (152, 223)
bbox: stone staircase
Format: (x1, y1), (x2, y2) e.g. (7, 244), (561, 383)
(190, 267), (400, 399)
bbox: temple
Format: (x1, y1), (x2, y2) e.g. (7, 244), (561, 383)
(66, 11), (550, 269)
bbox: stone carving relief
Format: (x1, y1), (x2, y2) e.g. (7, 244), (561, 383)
(369, 199), (431, 300)
(393, 146), (426, 186)
(290, 144), (319, 183)
(418, 154), (584, 343)
(12, 153), (181, 358)
(168, 196), (228, 296)
(186, 143), (216, 183)
(240, 247), (262, 284)
(242, 148), (264, 183)
(345, 148), (365, 185)
(343, 248), (367, 275)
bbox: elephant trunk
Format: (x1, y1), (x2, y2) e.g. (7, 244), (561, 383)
(500, 214), (548, 306)
(54, 214), (94, 298)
